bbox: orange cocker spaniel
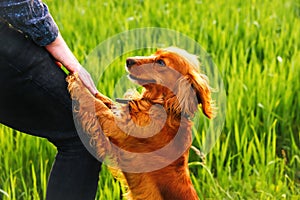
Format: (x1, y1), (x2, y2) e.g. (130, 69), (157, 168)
(67, 47), (213, 200)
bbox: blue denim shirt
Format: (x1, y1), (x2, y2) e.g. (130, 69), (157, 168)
(0, 0), (58, 46)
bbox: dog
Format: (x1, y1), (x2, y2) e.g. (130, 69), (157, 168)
(66, 47), (213, 200)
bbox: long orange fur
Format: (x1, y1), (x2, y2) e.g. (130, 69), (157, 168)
(66, 47), (213, 200)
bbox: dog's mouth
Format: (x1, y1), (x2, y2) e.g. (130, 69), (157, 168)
(128, 74), (156, 85)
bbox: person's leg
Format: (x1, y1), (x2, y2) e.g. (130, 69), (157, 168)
(46, 137), (101, 200)
(0, 21), (101, 200)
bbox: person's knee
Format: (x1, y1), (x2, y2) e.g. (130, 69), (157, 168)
(50, 136), (91, 156)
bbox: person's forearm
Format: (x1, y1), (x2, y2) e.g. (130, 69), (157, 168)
(45, 33), (80, 73)
(46, 33), (98, 95)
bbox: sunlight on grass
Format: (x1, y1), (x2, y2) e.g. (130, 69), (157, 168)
(0, 0), (299, 199)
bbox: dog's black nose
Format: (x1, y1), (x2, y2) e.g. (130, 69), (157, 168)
(126, 58), (136, 68)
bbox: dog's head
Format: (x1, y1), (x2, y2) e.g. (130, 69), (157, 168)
(126, 47), (213, 119)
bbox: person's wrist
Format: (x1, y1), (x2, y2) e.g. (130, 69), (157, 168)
(65, 61), (81, 73)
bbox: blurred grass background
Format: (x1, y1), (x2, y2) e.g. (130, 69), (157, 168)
(0, 0), (299, 199)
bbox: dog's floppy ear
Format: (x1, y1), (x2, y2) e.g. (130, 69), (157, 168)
(189, 72), (213, 118)
(174, 72), (213, 118)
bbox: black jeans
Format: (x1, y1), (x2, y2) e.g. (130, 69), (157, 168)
(0, 21), (101, 200)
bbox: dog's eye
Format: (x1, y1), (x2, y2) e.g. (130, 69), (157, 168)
(156, 59), (166, 66)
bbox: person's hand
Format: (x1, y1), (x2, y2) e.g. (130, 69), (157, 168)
(45, 33), (99, 95)
(72, 63), (99, 96)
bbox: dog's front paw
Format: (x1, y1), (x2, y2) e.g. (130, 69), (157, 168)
(95, 93), (114, 108)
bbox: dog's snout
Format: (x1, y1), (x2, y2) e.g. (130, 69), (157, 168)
(126, 58), (136, 69)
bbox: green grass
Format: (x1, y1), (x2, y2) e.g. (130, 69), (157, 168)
(1, 0), (300, 199)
